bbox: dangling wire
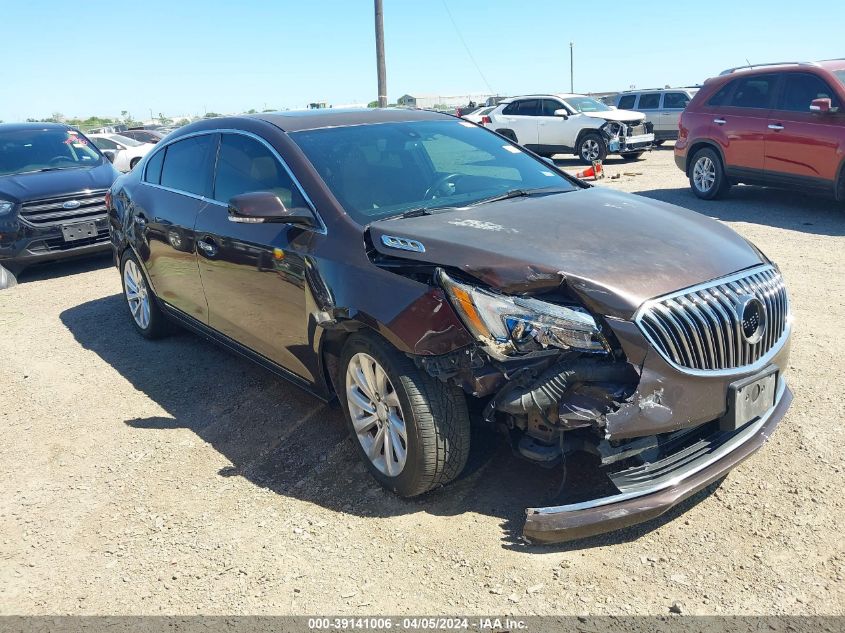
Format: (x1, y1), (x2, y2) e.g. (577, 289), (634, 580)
(440, 0), (496, 96)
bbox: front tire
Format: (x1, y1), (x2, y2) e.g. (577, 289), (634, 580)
(689, 147), (730, 200)
(121, 250), (169, 339)
(340, 333), (470, 497)
(577, 132), (607, 165)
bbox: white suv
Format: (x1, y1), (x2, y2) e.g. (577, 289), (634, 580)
(487, 94), (654, 164)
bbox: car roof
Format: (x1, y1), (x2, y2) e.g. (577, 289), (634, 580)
(246, 107), (453, 132)
(619, 87), (700, 94)
(0, 122), (71, 133)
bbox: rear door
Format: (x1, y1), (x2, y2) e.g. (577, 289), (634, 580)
(708, 73), (778, 177)
(140, 133), (218, 321)
(493, 99), (540, 146)
(193, 132), (318, 381)
(659, 91), (692, 139)
(634, 92), (661, 134)
(765, 71), (843, 189)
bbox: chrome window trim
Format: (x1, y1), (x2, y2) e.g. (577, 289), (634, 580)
(633, 264), (792, 377)
(531, 378), (788, 516)
(141, 128), (327, 234)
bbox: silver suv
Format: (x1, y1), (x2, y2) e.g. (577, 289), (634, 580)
(615, 88), (699, 144)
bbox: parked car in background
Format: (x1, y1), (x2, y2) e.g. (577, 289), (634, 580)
(675, 59), (845, 200)
(461, 105), (495, 125)
(0, 123), (118, 275)
(488, 94), (654, 164)
(120, 129), (168, 144)
(88, 133), (154, 172)
(108, 108), (792, 544)
(615, 88), (699, 144)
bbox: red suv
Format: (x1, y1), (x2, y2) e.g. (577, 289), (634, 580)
(675, 60), (845, 200)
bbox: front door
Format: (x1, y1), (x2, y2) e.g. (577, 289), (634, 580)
(138, 133), (218, 322)
(765, 71), (844, 188)
(193, 132), (317, 381)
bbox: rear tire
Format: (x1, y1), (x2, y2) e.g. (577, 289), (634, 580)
(339, 332), (471, 497)
(120, 250), (169, 339)
(130, 157), (141, 170)
(577, 132), (607, 165)
(496, 128), (518, 143)
(689, 147), (730, 200)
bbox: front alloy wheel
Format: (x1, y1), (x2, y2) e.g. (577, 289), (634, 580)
(339, 333), (470, 497)
(346, 352), (408, 477)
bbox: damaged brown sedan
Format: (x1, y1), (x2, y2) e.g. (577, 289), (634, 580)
(108, 108), (792, 544)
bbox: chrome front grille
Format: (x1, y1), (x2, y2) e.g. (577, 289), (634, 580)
(636, 266), (789, 372)
(19, 190), (108, 226)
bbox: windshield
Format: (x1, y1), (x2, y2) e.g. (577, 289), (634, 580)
(289, 119), (577, 224)
(109, 134), (144, 147)
(562, 97), (611, 113)
(0, 128), (103, 176)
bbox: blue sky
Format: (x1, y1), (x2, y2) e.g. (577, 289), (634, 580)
(1, 0), (844, 121)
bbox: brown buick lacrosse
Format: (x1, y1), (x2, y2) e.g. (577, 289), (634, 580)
(107, 108), (792, 543)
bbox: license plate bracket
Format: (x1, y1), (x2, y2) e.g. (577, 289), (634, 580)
(61, 221), (98, 242)
(721, 367), (778, 432)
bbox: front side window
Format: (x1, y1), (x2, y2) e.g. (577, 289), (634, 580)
(727, 74), (778, 109)
(541, 99), (563, 116)
(289, 119), (578, 224)
(617, 95), (636, 109)
(159, 134), (217, 197)
(637, 93), (661, 110)
(0, 128), (102, 176)
(213, 134), (306, 208)
(663, 92), (690, 109)
(778, 73), (840, 111)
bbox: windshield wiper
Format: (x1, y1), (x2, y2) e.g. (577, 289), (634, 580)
(470, 187), (572, 207)
(399, 207), (432, 218)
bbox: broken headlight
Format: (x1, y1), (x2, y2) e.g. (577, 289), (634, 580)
(438, 270), (609, 354)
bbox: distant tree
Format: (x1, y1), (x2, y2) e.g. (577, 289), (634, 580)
(47, 112), (64, 123)
(158, 112), (173, 125)
(367, 100), (379, 108)
(204, 112), (221, 118)
(262, 108), (274, 112)
(175, 118), (191, 126)
(246, 108), (257, 114)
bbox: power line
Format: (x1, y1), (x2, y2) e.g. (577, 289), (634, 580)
(440, 0), (495, 95)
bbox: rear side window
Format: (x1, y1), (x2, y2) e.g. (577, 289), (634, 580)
(728, 74), (777, 109)
(160, 134), (217, 197)
(663, 92), (690, 109)
(617, 95), (636, 109)
(637, 93), (661, 109)
(213, 133), (306, 208)
(778, 73), (840, 111)
(707, 80), (736, 107)
(503, 99), (541, 116)
(144, 149), (165, 184)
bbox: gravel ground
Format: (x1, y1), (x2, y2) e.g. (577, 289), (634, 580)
(1, 147), (843, 616)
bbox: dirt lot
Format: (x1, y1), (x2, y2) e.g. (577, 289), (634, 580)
(1, 147), (843, 616)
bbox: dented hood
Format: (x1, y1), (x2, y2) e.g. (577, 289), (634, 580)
(368, 188), (764, 319)
(581, 109), (645, 124)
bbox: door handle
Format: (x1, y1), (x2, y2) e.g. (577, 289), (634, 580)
(197, 237), (218, 257)
(713, 118), (726, 125)
(768, 123), (784, 131)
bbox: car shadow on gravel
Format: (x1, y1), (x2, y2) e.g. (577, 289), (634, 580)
(635, 186), (845, 237)
(13, 252), (112, 284)
(61, 293), (719, 551)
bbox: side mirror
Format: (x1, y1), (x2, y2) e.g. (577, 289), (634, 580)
(228, 191), (316, 227)
(810, 98), (832, 113)
(553, 108), (569, 119)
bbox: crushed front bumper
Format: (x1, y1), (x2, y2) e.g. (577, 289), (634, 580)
(523, 378), (792, 544)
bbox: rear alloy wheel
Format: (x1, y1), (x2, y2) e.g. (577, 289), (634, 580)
(121, 251), (168, 339)
(340, 333), (470, 497)
(577, 132), (607, 165)
(690, 147), (730, 200)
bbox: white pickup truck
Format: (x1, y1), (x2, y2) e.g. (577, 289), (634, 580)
(487, 94), (654, 164)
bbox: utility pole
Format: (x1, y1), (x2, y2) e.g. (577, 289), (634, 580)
(569, 42), (574, 93)
(374, 0), (387, 107)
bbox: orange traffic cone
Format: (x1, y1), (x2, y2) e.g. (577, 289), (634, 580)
(576, 165), (596, 179)
(576, 160), (604, 180)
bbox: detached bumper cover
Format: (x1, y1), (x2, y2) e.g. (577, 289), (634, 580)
(524, 380), (792, 544)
